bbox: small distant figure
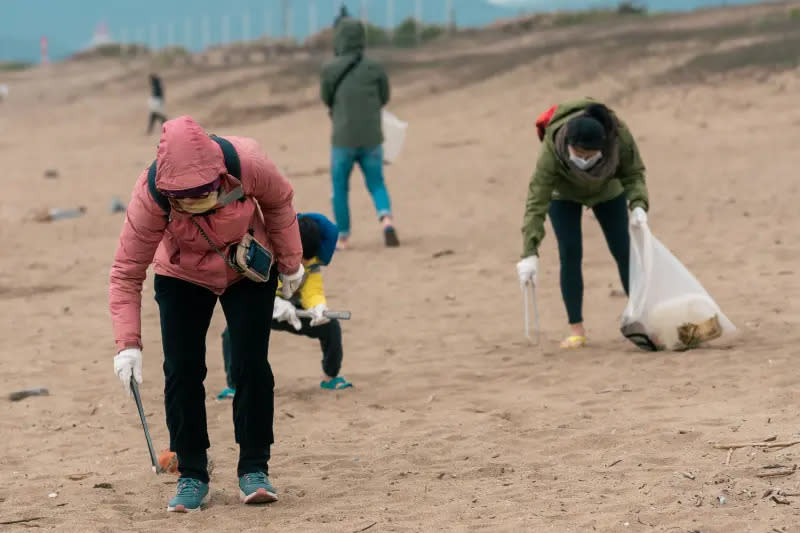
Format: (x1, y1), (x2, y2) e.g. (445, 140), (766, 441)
(147, 74), (167, 135)
(0, 84), (8, 103)
(333, 4), (350, 27)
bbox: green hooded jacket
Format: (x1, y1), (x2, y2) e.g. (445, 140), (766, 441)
(320, 19), (390, 148)
(521, 99), (649, 257)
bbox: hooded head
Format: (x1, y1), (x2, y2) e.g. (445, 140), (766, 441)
(154, 116), (227, 209)
(334, 18), (365, 56)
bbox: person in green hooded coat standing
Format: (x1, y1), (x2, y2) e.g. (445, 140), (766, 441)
(320, 17), (399, 249)
(517, 99), (650, 349)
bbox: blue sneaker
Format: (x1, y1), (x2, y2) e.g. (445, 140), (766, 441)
(238, 472), (278, 504)
(167, 477), (209, 512)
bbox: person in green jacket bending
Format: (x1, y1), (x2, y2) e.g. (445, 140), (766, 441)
(320, 17), (399, 249)
(517, 99), (649, 349)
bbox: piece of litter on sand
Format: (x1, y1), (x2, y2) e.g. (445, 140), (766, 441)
(43, 169), (59, 179)
(718, 495), (727, 504)
(48, 492), (58, 498)
(0, 517), (44, 526)
(9, 387), (49, 402)
(771, 494), (791, 505)
(712, 440), (800, 450)
(607, 459), (622, 468)
(353, 522), (377, 532)
(680, 471), (696, 480)
(33, 206), (87, 223)
(109, 197), (126, 214)
(432, 249), (455, 259)
(93, 483), (113, 489)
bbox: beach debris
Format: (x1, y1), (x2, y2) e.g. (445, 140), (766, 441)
(0, 517), (44, 526)
(712, 439), (800, 450)
(43, 169), (60, 179)
(432, 249), (455, 259)
(756, 464), (797, 478)
(109, 197), (126, 213)
(32, 206), (87, 223)
(9, 387), (49, 402)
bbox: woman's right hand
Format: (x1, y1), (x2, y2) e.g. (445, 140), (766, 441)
(113, 348), (142, 396)
(516, 256), (539, 287)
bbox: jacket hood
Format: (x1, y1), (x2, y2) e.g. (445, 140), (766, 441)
(154, 116), (227, 194)
(334, 18), (365, 56)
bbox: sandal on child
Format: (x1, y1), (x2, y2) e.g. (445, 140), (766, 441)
(560, 335), (586, 349)
(320, 376), (353, 390)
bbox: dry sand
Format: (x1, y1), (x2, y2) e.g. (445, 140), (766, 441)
(2, 3), (800, 531)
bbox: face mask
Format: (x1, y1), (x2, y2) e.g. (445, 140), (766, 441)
(171, 191), (219, 214)
(569, 149), (602, 171)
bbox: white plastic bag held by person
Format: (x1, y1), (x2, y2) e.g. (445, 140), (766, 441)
(620, 221), (736, 351)
(382, 110), (408, 164)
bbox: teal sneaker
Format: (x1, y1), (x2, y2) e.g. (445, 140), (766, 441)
(320, 376), (353, 390)
(167, 478), (209, 513)
(238, 472), (278, 504)
(216, 387), (235, 400)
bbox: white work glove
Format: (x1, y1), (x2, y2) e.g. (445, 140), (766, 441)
(309, 304), (330, 327)
(273, 296), (301, 331)
(516, 255), (539, 287)
(630, 206), (648, 227)
(114, 348), (142, 396)
(279, 264), (305, 298)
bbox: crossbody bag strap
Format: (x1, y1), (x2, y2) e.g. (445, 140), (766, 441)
(191, 217), (235, 267)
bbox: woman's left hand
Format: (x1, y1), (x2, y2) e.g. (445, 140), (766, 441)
(279, 265), (305, 298)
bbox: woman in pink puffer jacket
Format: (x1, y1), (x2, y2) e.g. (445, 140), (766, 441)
(109, 116), (303, 512)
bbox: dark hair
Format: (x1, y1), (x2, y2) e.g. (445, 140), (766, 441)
(566, 116), (606, 150)
(584, 103), (615, 134)
(298, 216), (321, 260)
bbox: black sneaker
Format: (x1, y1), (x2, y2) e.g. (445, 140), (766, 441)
(384, 227), (400, 247)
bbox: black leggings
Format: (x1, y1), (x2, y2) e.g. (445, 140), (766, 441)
(548, 194), (630, 325)
(154, 273), (277, 482)
(147, 112), (167, 134)
(222, 316), (344, 387)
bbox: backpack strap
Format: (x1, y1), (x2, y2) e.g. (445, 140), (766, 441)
(210, 135), (241, 179)
(147, 161), (172, 215)
(328, 53), (363, 113)
(147, 136), (243, 217)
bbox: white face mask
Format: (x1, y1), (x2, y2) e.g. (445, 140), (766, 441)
(569, 150), (602, 171)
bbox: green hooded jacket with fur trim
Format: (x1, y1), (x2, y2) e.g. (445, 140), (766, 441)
(521, 99), (649, 257)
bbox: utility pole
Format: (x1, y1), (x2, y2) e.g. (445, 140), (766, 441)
(415, 0), (422, 45)
(282, 0), (291, 39)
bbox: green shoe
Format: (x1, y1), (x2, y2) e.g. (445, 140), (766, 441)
(167, 477), (209, 513)
(238, 472), (278, 504)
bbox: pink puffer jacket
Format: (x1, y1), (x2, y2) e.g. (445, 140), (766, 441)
(109, 116), (302, 352)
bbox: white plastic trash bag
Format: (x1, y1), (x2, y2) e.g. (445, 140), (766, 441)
(382, 110), (408, 164)
(620, 222), (736, 351)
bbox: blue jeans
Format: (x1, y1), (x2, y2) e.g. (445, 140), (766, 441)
(331, 146), (392, 237)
